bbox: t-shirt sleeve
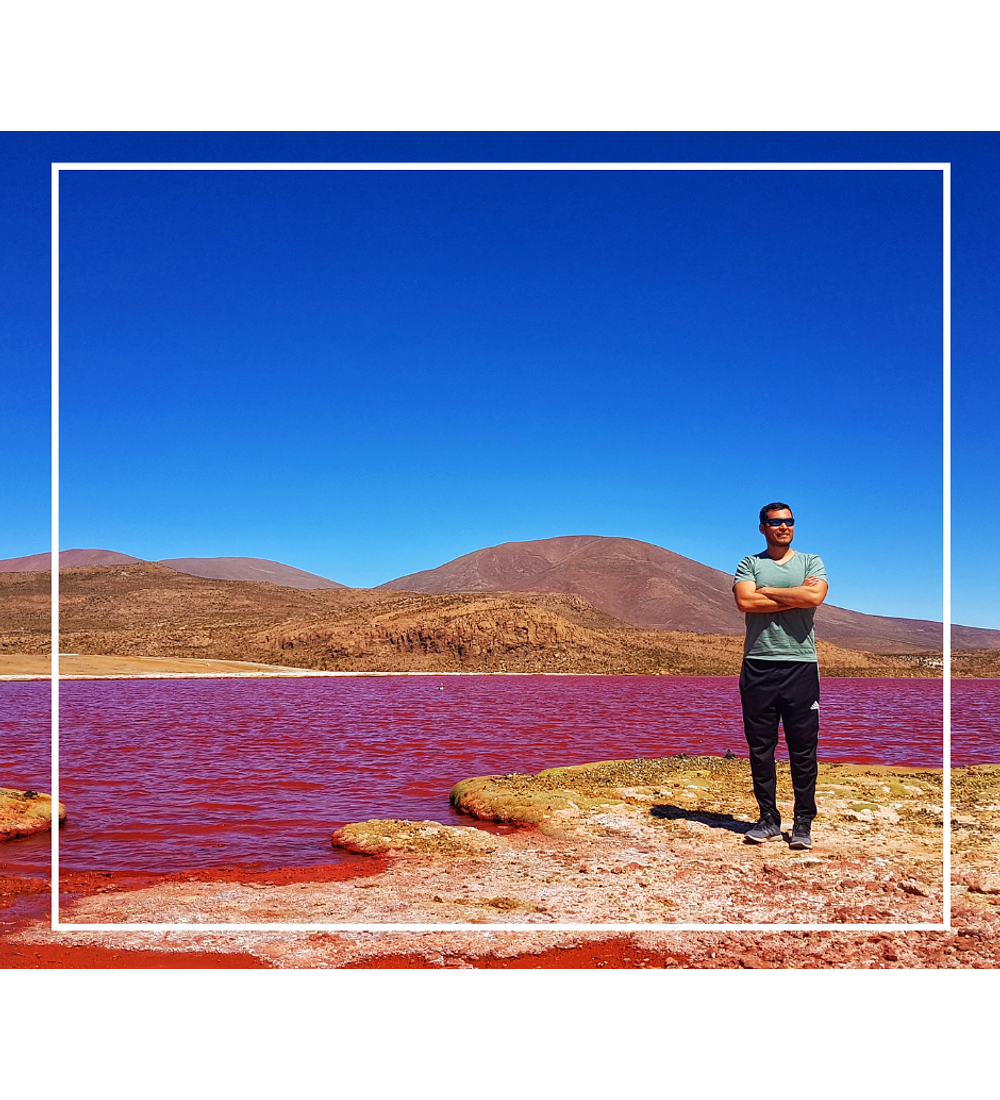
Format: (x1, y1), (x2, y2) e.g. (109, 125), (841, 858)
(733, 555), (757, 589)
(805, 554), (828, 581)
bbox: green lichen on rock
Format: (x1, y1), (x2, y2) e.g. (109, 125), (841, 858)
(331, 818), (511, 858)
(0, 787), (66, 840)
(449, 773), (623, 828)
(450, 755), (756, 831)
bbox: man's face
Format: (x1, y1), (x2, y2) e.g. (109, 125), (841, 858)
(760, 508), (795, 548)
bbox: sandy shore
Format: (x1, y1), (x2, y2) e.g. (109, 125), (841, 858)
(2, 652), (992, 968)
(2, 655), (606, 679)
(0, 654), (350, 679)
(5, 759), (997, 969)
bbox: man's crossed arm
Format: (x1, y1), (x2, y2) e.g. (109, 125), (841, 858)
(733, 576), (829, 613)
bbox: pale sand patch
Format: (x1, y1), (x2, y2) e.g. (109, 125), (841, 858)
(0, 654), (350, 680)
(0, 654), (585, 679)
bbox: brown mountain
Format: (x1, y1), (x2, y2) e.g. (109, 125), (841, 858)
(157, 557), (346, 589)
(0, 563), (939, 678)
(0, 550), (345, 590)
(0, 549), (142, 571)
(381, 535), (738, 631)
(380, 535), (1000, 655)
(4, 537), (996, 656)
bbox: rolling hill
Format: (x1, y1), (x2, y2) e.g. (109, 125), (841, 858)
(0, 550), (345, 590)
(380, 535), (1000, 654)
(4, 536), (997, 656)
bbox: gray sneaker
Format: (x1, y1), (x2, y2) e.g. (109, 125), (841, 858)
(744, 817), (782, 844)
(789, 817), (812, 850)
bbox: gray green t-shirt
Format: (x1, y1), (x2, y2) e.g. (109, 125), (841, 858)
(733, 550), (828, 662)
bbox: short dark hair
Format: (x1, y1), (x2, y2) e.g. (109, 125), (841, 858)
(759, 502), (792, 524)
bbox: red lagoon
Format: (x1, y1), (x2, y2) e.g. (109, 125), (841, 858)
(0, 673), (979, 877)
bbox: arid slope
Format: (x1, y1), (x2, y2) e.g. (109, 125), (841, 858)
(0, 564), (938, 677)
(381, 535), (997, 654)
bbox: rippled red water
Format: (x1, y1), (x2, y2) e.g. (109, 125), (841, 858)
(0, 674), (979, 876)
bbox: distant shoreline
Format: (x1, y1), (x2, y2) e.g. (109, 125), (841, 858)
(0, 653), (953, 681)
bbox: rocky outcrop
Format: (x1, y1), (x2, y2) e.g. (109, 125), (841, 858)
(275, 599), (599, 668)
(0, 787), (66, 840)
(331, 819), (511, 858)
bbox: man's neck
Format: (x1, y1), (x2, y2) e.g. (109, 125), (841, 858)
(764, 544), (795, 564)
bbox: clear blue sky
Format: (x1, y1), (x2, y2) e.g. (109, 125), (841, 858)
(2, 133), (996, 628)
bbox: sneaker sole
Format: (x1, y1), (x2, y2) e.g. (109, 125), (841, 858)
(744, 832), (783, 844)
(789, 838), (812, 850)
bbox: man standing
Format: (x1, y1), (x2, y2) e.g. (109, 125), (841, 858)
(733, 503), (828, 850)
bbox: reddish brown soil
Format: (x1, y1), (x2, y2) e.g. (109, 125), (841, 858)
(4, 876), (998, 970)
(347, 940), (700, 969)
(341, 917), (999, 970)
(58, 858), (390, 894)
(1, 860), (391, 969)
(0, 941), (270, 968)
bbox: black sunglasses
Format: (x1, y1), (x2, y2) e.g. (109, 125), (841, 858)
(763, 517), (795, 527)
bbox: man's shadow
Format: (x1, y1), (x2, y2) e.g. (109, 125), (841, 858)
(650, 803), (754, 836)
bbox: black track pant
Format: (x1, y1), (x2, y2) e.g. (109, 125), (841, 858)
(738, 658), (819, 823)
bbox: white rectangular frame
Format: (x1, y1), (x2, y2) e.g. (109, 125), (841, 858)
(50, 160), (951, 934)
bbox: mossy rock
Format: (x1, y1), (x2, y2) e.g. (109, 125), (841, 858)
(331, 818), (510, 857)
(0, 787), (66, 840)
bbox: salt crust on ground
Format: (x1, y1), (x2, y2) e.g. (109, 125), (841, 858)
(10, 760), (999, 968)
